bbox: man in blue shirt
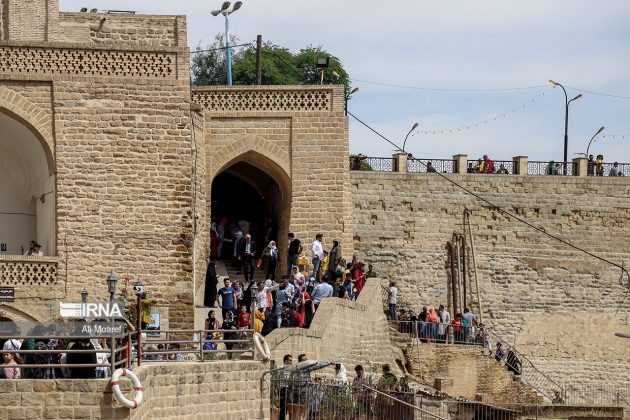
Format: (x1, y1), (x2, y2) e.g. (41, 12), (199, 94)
(217, 278), (237, 320)
(311, 277), (334, 310)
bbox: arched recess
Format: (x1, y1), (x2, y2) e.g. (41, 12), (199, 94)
(209, 138), (292, 281)
(0, 86), (55, 176)
(0, 90), (56, 255)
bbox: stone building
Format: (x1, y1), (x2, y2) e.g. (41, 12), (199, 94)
(0, 0), (353, 330)
(0, 0), (629, 393)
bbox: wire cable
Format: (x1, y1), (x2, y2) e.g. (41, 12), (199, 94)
(351, 78), (548, 92)
(190, 42), (255, 54)
(347, 110), (630, 287)
(565, 86), (630, 100)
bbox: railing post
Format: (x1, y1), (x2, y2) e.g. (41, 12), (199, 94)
(573, 157), (587, 177)
(513, 156), (528, 175)
(393, 152), (408, 174)
(453, 154), (468, 174)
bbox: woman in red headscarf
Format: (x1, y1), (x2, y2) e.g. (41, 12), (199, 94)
(352, 262), (367, 298)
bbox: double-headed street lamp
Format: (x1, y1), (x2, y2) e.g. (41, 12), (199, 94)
(549, 80), (582, 174)
(585, 126), (605, 157)
(212, 1), (243, 86)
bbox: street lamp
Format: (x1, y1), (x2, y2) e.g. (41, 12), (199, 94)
(133, 279), (144, 366)
(106, 272), (118, 302)
(332, 70), (359, 116)
(80, 287), (89, 303)
(549, 80), (583, 174)
(211, 1), (243, 86)
(402, 122), (420, 153)
(585, 126), (605, 157)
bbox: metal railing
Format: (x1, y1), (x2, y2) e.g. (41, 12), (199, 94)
(466, 159), (515, 174)
(268, 378), (627, 419)
(140, 328), (255, 362)
(407, 159), (454, 174)
(590, 162), (630, 177)
(527, 160), (574, 176)
(349, 156), (396, 172)
(0, 330), (134, 379)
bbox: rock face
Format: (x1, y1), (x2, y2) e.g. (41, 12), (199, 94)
(352, 171), (630, 385)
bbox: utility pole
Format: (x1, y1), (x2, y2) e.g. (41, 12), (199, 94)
(256, 34), (262, 85)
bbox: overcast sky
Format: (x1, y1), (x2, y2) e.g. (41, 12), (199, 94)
(61, 1), (630, 162)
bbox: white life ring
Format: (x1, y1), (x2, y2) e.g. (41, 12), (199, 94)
(111, 368), (144, 409)
(253, 332), (271, 363)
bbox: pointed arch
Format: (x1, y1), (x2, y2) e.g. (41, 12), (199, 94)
(0, 86), (55, 175)
(211, 134), (290, 183)
(0, 304), (40, 324)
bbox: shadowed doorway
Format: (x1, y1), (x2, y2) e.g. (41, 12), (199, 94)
(211, 158), (291, 280)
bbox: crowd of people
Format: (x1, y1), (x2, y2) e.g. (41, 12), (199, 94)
(0, 321), (128, 380)
(204, 232), (377, 341)
(273, 354), (410, 419)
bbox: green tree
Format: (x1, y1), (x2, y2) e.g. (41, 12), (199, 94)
(191, 34), (350, 89)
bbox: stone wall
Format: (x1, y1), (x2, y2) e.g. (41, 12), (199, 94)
(408, 344), (543, 404)
(0, 361), (268, 419)
(194, 85), (354, 270)
(266, 278), (405, 377)
(57, 13), (186, 47)
(352, 171), (630, 385)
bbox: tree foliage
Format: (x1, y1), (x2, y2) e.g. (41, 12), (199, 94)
(191, 34), (350, 89)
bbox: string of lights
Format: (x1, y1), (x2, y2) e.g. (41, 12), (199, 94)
(347, 109), (629, 288)
(601, 134), (630, 139)
(407, 88), (552, 136)
(350, 78), (548, 92)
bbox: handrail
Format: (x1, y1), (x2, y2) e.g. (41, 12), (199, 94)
(362, 385), (448, 420)
(484, 328), (566, 400)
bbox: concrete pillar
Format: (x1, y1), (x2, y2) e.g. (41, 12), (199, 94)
(393, 152), (408, 174)
(513, 156), (528, 175)
(453, 154), (468, 174)
(573, 157), (587, 177)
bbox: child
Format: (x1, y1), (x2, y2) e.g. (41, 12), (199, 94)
(2, 352), (20, 379)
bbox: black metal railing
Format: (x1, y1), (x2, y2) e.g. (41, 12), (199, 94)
(592, 162), (630, 177)
(466, 159), (515, 174)
(407, 159), (455, 173)
(527, 161), (574, 176)
(349, 156), (396, 172)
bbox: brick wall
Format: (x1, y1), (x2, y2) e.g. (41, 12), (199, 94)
(352, 171), (630, 385)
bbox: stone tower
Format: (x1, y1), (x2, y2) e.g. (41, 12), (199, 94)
(0, 0), (59, 41)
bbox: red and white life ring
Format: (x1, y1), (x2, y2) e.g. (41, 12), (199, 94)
(253, 332), (271, 363)
(111, 368), (144, 409)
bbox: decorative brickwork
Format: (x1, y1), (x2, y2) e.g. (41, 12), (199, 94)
(0, 45), (176, 79)
(193, 87), (333, 112)
(0, 255), (58, 286)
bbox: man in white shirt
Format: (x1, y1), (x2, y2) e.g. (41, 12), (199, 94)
(388, 282), (398, 320)
(311, 233), (324, 281)
(438, 304), (451, 344)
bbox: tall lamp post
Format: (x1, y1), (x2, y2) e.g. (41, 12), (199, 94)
(585, 126), (605, 157)
(106, 272), (118, 370)
(250, 281), (258, 360)
(332, 70), (358, 116)
(402, 122), (420, 153)
(211, 1), (243, 86)
(549, 80), (582, 174)
(133, 279), (144, 367)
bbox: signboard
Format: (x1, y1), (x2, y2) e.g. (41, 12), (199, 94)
(146, 312), (160, 337)
(0, 287), (14, 302)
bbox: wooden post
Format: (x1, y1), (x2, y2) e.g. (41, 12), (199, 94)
(255, 34), (262, 85)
